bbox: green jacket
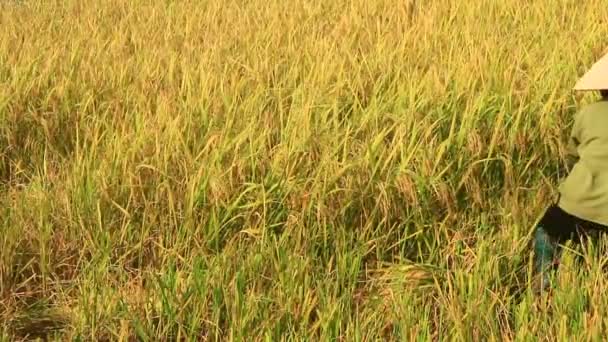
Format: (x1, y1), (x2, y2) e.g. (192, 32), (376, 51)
(558, 99), (608, 226)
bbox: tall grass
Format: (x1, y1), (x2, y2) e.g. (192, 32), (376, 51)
(2, 0), (608, 339)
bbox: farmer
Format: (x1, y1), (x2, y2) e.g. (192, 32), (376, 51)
(532, 51), (608, 294)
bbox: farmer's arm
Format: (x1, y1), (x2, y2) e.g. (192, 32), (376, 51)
(564, 110), (583, 170)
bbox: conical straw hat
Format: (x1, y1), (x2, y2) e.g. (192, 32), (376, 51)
(574, 51), (608, 91)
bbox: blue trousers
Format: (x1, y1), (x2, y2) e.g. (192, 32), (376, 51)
(533, 204), (608, 291)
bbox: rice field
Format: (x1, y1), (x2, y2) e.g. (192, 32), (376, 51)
(2, 0), (608, 340)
